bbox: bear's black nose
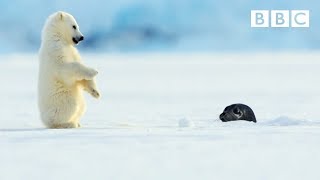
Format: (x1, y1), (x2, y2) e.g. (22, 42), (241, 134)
(79, 36), (84, 41)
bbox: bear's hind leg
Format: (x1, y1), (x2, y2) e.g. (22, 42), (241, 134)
(71, 101), (85, 128)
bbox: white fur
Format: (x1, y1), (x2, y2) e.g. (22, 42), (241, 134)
(38, 11), (100, 129)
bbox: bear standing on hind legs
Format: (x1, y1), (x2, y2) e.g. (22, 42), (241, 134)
(38, 11), (100, 129)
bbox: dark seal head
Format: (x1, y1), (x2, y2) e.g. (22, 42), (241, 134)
(219, 104), (256, 123)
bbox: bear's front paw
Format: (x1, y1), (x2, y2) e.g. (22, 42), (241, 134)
(90, 88), (100, 99)
(84, 68), (98, 80)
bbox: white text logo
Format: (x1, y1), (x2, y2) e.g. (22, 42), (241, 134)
(251, 10), (309, 28)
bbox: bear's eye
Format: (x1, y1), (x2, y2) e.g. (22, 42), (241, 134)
(72, 25), (77, 30)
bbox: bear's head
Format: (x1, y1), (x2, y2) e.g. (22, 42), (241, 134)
(42, 11), (84, 46)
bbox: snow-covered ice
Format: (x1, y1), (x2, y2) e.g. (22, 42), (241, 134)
(178, 118), (194, 128)
(0, 53), (320, 180)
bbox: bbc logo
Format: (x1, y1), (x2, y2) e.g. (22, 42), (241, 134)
(251, 10), (309, 28)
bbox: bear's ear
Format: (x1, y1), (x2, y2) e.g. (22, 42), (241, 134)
(56, 11), (64, 21)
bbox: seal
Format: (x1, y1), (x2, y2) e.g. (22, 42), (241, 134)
(219, 104), (256, 123)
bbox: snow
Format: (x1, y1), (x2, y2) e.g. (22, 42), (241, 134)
(178, 118), (194, 128)
(1, 53), (320, 179)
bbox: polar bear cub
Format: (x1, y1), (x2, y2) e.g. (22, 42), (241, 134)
(38, 11), (100, 128)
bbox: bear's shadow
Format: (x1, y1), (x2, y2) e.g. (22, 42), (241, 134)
(0, 128), (47, 132)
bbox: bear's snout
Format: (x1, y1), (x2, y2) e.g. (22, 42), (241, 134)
(72, 36), (84, 44)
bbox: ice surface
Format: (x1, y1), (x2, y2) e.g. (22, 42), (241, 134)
(0, 53), (320, 180)
(178, 118), (194, 128)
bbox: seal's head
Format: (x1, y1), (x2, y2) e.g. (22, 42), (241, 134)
(219, 104), (256, 123)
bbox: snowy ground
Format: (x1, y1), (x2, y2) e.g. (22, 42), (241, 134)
(1, 53), (320, 180)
